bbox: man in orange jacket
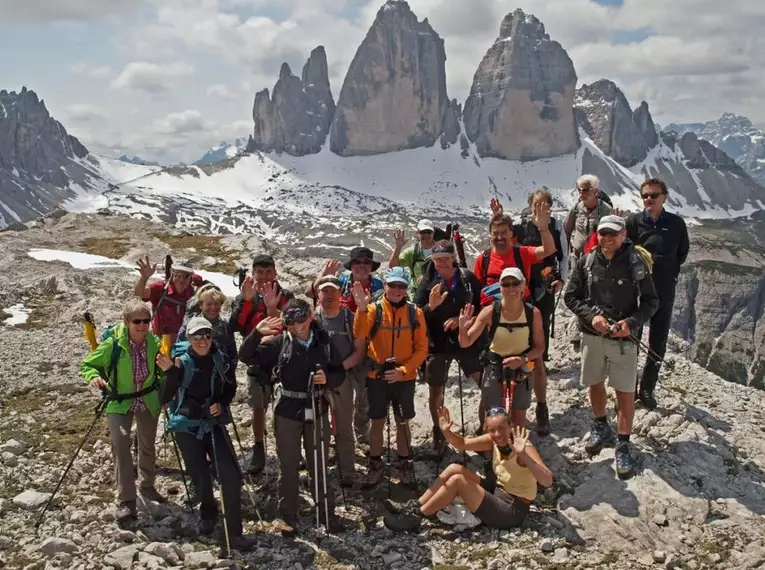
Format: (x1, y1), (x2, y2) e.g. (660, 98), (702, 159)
(352, 267), (428, 489)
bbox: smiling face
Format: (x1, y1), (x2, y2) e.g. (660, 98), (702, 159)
(578, 184), (599, 209)
(171, 270), (192, 293)
(351, 258), (373, 282)
(500, 277), (524, 302)
(253, 264), (276, 286)
(284, 306), (313, 339)
(189, 329), (213, 356)
(200, 298), (222, 321)
(418, 229), (435, 249)
(490, 222), (513, 254)
(485, 413), (512, 447)
(432, 254), (455, 279)
(125, 308), (152, 343)
(384, 281), (408, 303)
(597, 227), (626, 255)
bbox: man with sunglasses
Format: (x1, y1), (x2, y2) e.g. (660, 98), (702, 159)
(388, 219), (438, 294)
(564, 175), (613, 265)
(230, 254), (294, 475)
(564, 215), (658, 480)
(310, 247), (384, 312)
(135, 256), (196, 342)
(626, 179), (689, 410)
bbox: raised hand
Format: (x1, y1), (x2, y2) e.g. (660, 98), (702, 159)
(256, 316), (283, 336)
(392, 229), (408, 250)
(511, 425), (529, 456)
(323, 259), (342, 277)
(437, 406), (453, 434)
(458, 304), (475, 330)
(351, 281), (369, 310)
(531, 198), (551, 229)
(490, 198), (504, 217)
(612, 207), (625, 217)
(156, 352), (174, 371)
(443, 317), (459, 332)
(241, 275), (258, 301)
(137, 256), (156, 281)
(429, 283), (448, 310)
(262, 281), (282, 310)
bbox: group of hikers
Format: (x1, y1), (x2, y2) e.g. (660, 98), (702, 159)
(77, 174), (689, 553)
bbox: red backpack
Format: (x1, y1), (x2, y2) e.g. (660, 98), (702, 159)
(583, 230), (599, 254)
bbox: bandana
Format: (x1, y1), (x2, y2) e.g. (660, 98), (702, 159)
(282, 305), (311, 326)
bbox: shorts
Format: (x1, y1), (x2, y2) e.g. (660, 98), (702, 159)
(366, 378), (416, 421)
(481, 363), (532, 412)
(426, 350), (483, 387)
(474, 487), (530, 529)
(581, 333), (638, 393)
(246, 369), (272, 409)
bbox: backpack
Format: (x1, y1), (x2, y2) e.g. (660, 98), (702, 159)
(368, 300), (420, 353)
(598, 190), (613, 206)
(167, 341), (231, 438)
(487, 300), (535, 354)
(273, 332), (331, 383)
(315, 308), (354, 359)
(583, 244), (652, 302)
(419, 261), (474, 305)
(480, 244), (525, 287)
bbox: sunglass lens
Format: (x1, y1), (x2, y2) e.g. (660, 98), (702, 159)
(131, 318), (151, 325)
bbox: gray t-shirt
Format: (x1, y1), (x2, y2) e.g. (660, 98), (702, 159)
(315, 308), (355, 360)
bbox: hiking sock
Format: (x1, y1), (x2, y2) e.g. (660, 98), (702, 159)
(617, 434), (630, 443)
(594, 416), (608, 424)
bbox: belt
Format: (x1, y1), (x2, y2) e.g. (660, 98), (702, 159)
(279, 388), (309, 399)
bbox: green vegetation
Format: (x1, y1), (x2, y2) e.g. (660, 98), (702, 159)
(154, 234), (239, 274)
(14, 292), (58, 331)
(78, 236), (132, 259)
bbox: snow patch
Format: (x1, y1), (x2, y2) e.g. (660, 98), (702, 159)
(3, 304), (31, 326)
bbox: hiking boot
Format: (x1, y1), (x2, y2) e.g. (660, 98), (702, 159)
(432, 426), (447, 456)
(535, 402), (550, 437)
(383, 512), (422, 532)
(637, 389), (657, 411)
(320, 510), (351, 533)
(280, 515), (299, 539)
(340, 474), (355, 489)
(584, 420), (614, 456)
(116, 500), (137, 522)
(246, 443), (266, 475)
(615, 441), (636, 480)
(396, 457), (415, 488)
(362, 458), (385, 489)
(199, 517), (217, 535)
(185, 485), (201, 508)
(229, 534), (257, 551)
(383, 498), (421, 516)
(139, 485), (167, 504)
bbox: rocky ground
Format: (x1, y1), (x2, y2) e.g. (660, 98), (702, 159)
(2, 213), (765, 570)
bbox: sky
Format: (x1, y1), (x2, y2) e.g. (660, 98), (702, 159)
(1, 0), (763, 164)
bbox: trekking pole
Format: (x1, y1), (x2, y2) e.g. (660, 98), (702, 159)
(209, 423), (231, 557)
(550, 289), (563, 339)
(162, 408), (193, 513)
(308, 371), (321, 529)
(457, 367), (467, 466)
(317, 388), (330, 532)
(386, 405), (392, 500)
(327, 397), (347, 510)
(229, 412), (263, 522)
(36, 392), (109, 529)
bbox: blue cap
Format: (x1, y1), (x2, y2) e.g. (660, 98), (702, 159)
(385, 266), (410, 285)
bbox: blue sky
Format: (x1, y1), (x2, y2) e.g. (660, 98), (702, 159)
(0, 0), (762, 163)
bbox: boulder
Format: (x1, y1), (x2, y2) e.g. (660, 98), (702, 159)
(39, 537), (79, 557)
(13, 489), (51, 510)
(104, 545), (139, 570)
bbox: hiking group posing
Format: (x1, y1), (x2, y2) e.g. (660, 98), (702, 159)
(78, 175), (688, 553)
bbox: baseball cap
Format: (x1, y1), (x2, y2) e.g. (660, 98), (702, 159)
(252, 254), (276, 267)
(417, 219), (435, 232)
(316, 275), (342, 290)
(597, 215), (626, 233)
(499, 267), (525, 283)
(172, 259), (193, 274)
(385, 266), (411, 286)
(187, 315), (213, 335)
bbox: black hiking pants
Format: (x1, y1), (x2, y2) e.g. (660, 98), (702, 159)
(639, 287), (676, 393)
(532, 292), (556, 362)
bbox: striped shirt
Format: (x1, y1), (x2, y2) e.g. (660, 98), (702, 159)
(129, 340), (149, 413)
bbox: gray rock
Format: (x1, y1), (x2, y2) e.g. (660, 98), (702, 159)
(1, 438), (27, 455)
(440, 99), (461, 149)
(144, 542), (182, 564)
(574, 79), (650, 167)
(104, 545), (139, 570)
(552, 548), (569, 564)
(539, 538), (554, 553)
(382, 552), (403, 565)
(463, 9), (578, 160)
(184, 550), (217, 569)
(13, 490), (51, 510)
(634, 101), (659, 149)
(330, 0), (450, 156)
(653, 550), (667, 562)
(2, 451), (18, 466)
(652, 514), (668, 526)
(39, 537), (79, 557)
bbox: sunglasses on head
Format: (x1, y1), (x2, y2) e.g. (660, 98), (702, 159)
(500, 280), (521, 288)
(487, 407), (508, 417)
(131, 318), (151, 325)
(190, 332), (212, 341)
(641, 192), (663, 200)
(282, 308), (311, 326)
(598, 229), (619, 237)
(387, 282), (408, 290)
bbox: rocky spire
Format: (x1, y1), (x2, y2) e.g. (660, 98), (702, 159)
(462, 9), (579, 160)
(329, 0), (450, 156)
(633, 101), (659, 149)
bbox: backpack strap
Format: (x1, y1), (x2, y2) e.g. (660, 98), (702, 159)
(512, 243), (525, 281)
(481, 249), (491, 285)
(407, 302), (419, 353)
(107, 338), (123, 401)
(369, 302), (384, 341)
(275, 333), (293, 382)
(343, 307), (354, 340)
(488, 300), (502, 342)
(583, 251), (597, 302)
(459, 268), (473, 306)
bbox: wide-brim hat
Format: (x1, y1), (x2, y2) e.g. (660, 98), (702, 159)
(344, 246), (381, 271)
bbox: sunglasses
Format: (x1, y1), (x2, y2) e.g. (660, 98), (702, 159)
(578, 186), (593, 193)
(131, 318), (151, 325)
(283, 308), (311, 326)
(352, 259), (373, 266)
(487, 407), (508, 417)
(173, 272), (192, 280)
(598, 230), (619, 237)
(387, 282), (408, 290)
(641, 192), (663, 200)
(190, 332), (212, 341)
(418, 230), (434, 235)
(500, 280), (521, 288)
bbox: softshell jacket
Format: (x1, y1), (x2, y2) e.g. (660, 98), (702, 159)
(354, 297), (428, 380)
(80, 323), (164, 416)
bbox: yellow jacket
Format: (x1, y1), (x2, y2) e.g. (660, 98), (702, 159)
(354, 298), (428, 380)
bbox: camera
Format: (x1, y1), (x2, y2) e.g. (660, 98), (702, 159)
(377, 357), (398, 379)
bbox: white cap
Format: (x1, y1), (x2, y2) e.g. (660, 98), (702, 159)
(172, 265), (194, 274)
(499, 267), (525, 283)
(187, 316), (213, 335)
(417, 219), (435, 232)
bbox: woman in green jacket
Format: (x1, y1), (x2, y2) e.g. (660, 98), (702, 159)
(80, 300), (166, 522)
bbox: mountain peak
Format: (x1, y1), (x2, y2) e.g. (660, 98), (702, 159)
(499, 8), (548, 41)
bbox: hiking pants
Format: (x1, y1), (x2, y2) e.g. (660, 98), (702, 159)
(327, 377), (356, 482)
(350, 366), (369, 444)
(274, 412), (335, 519)
(175, 427), (243, 537)
(107, 409), (159, 503)
(533, 292), (556, 362)
(639, 288), (676, 393)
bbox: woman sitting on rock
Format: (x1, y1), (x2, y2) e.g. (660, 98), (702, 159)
(384, 406), (552, 532)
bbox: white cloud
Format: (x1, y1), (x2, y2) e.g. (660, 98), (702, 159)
(0, 0), (145, 23)
(206, 84), (236, 99)
(64, 104), (107, 123)
(70, 62), (113, 79)
(152, 110), (210, 136)
(110, 61), (195, 94)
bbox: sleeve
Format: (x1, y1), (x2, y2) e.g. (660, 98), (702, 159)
(677, 217), (690, 268)
(625, 214), (639, 244)
(398, 308), (429, 377)
(521, 245), (541, 269)
(627, 272), (660, 331)
(226, 324), (238, 370)
(238, 329), (282, 372)
(563, 206), (576, 240)
(563, 257), (598, 324)
(231, 297), (255, 335)
(414, 278), (429, 310)
(176, 322), (188, 343)
(353, 305), (374, 339)
(80, 338), (113, 385)
(160, 365), (183, 405)
(472, 256), (484, 286)
(557, 217), (569, 280)
(399, 247), (414, 271)
(144, 280), (166, 304)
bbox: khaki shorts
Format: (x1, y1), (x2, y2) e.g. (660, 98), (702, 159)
(247, 370), (272, 409)
(581, 333), (638, 392)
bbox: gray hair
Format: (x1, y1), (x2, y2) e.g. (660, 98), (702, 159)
(577, 174), (600, 190)
(122, 299), (152, 321)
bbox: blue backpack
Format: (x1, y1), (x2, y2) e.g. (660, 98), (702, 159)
(166, 341), (231, 439)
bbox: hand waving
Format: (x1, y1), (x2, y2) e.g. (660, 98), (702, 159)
(262, 281), (282, 310)
(392, 229), (408, 250)
(256, 316), (283, 336)
(351, 281), (369, 310)
(458, 304), (475, 330)
(437, 406), (453, 434)
(137, 256), (156, 281)
(156, 352), (174, 371)
(428, 283), (448, 310)
(323, 259), (342, 277)
(531, 198), (551, 230)
(241, 275), (258, 301)
(511, 425), (529, 456)
(490, 198), (504, 217)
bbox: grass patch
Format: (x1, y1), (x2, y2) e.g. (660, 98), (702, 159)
(78, 236), (132, 259)
(155, 234), (239, 274)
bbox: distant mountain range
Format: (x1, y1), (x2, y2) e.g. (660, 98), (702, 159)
(194, 138), (249, 165)
(118, 154), (159, 167)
